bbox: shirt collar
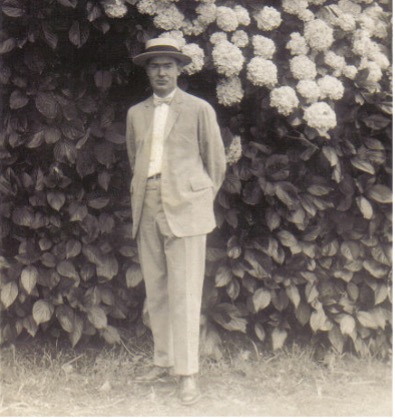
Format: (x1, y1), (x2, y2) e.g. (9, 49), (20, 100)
(153, 88), (177, 101)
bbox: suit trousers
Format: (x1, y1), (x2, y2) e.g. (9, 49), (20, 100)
(136, 178), (206, 375)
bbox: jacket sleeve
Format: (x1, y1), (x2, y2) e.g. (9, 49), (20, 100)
(125, 107), (136, 174)
(197, 102), (227, 196)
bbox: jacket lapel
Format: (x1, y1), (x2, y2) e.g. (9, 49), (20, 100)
(164, 89), (182, 140)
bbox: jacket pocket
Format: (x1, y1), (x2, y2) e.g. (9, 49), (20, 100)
(190, 176), (213, 191)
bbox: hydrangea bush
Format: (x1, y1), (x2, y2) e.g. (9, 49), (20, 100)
(0, 0), (392, 357)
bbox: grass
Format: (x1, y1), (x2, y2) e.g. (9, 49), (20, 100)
(0, 330), (392, 417)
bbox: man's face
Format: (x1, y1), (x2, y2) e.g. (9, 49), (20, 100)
(146, 56), (182, 97)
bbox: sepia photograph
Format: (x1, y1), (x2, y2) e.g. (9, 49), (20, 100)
(0, 0), (392, 416)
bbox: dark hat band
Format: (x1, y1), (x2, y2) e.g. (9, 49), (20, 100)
(145, 45), (180, 53)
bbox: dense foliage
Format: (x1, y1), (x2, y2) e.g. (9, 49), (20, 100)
(0, 0), (392, 357)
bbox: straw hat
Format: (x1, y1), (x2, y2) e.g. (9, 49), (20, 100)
(132, 38), (192, 66)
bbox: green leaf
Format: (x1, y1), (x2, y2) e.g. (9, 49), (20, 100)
(96, 254), (118, 280)
(252, 288), (271, 312)
(362, 114), (391, 130)
(68, 202), (88, 222)
(0, 38), (16, 54)
(340, 314), (356, 336)
(32, 300), (54, 325)
(222, 173), (241, 194)
(23, 316), (38, 337)
(351, 157), (375, 175)
(57, 260), (80, 281)
(227, 236), (241, 259)
(362, 259), (389, 279)
(56, 305), (74, 333)
(366, 185), (392, 204)
(226, 279), (240, 301)
(1, 282), (18, 308)
(307, 185), (332, 196)
(10, 89), (29, 109)
(285, 284), (300, 309)
(356, 311), (379, 329)
(374, 284), (388, 305)
(57, 0), (77, 7)
(271, 328), (287, 351)
(94, 71), (113, 90)
(102, 325), (121, 344)
(21, 266), (38, 295)
(328, 325), (344, 353)
(295, 302), (311, 326)
(87, 306), (107, 329)
(211, 303), (247, 333)
(356, 196), (373, 219)
(254, 323), (266, 342)
(310, 308), (332, 332)
(322, 146), (338, 167)
(2, 0), (26, 17)
(265, 208), (281, 231)
(47, 191), (66, 211)
(340, 241), (361, 261)
(66, 239), (82, 259)
(35, 92), (58, 119)
(125, 264), (143, 288)
(69, 314), (83, 348)
(215, 265), (233, 288)
(69, 21), (90, 48)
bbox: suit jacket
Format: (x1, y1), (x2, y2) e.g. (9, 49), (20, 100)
(125, 88), (226, 239)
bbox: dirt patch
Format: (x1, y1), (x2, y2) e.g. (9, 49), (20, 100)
(0, 334), (392, 416)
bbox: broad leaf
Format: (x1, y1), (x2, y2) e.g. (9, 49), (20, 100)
(252, 288), (271, 312)
(66, 239), (82, 259)
(56, 305), (74, 333)
(366, 185), (392, 204)
(35, 92), (58, 119)
(32, 300), (54, 325)
(357, 311), (379, 329)
(2, 0), (26, 17)
(254, 323), (266, 342)
(1, 282), (18, 308)
(47, 191), (66, 211)
(69, 21), (90, 48)
(0, 38), (16, 54)
(102, 325), (121, 344)
(271, 328), (287, 351)
(10, 90), (29, 109)
(57, 260), (80, 281)
(87, 306), (108, 329)
(215, 265), (233, 287)
(69, 314), (83, 347)
(351, 157), (375, 175)
(285, 284), (300, 309)
(340, 315), (356, 336)
(356, 196), (373, 219)
(125, 264), (143, 288)
(328, 325), (344, 353)
(21, 266), (38, 294)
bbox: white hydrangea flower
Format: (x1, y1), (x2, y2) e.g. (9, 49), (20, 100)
(342, 65), (358, 80)
(137, 0), (167, 15)
(324, 51), (346, 75)
(290, 55), (317, 80)
(304, 102), (337, 138)
(369, 51), (390, 70)
(270, 86), (299, 116)
(335, 14), (356, 32)
(153, 4), (185, 30)
(352, 29), (379, 57)
(234, 5), (251, 26)
(359, 9), (388, 39)
(252, 35), (276, 59)
(286, 32), (309, 55)
(254, 6), (282, 31)
(338, 0), (362, 17)
(231, 30), (249, 48)
(159, 30), (186, 47)
(216, 77), (244, 107)
(297, 9), (315, 22)
(101, 0), (128, 18)
(210, 31), (228, 45)
(296, 80), (321, 103)
(216, 6), (239, 32)
(212, 40), (245, 77)
(304, 19), (334, 51)
(307, 0), (326, 4)
(196, 3), (217, 25)
(226, 135), (243, 166)
(246, 57), (278, 87)
(182, 43), (205, 75)
(182, 19), (206, 36)
(282, 0), (308, 15)
(359, 59), (383, 83)
(318, 75), (345, 100)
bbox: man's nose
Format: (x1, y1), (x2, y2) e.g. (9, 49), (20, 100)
(158, 66), (166, 76)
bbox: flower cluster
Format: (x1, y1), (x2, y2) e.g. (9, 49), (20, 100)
(182, 43), (205, 75)
(100, 0), (128, 18)
(216, 77), (244, 107)
(270, 86), (299, 116)
(254, 6), (282, 31)
(304, 102), (337, 138)
(247, 57), (277, 88)
(131, 0), (391, 139)
(212, 40), (244, 77)
(226, 135), (243, 166)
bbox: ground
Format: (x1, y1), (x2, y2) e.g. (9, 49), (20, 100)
(0, 331), (392, 417)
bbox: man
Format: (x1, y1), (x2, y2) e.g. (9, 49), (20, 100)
(125, 38), (226, 405)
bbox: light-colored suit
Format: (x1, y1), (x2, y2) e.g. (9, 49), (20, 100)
(126, 88), (226, 239)
(125, 88), (226, 375)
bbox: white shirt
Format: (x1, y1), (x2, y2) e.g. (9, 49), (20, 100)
(147, 89), (176, 178)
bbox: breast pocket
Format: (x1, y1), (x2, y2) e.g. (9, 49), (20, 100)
(190, 176), (213, 192)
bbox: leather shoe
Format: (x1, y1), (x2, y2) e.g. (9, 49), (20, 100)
(135, 366), (169, 382)
(179, 375), (201, 405)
